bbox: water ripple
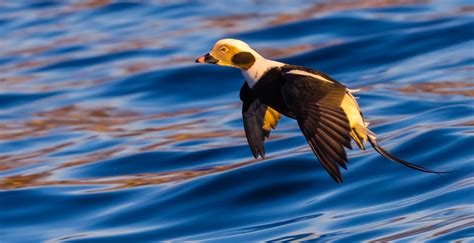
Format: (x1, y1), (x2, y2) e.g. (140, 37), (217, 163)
(1, 0), (473, 242)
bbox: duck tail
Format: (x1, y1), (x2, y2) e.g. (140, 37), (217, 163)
(367, 131), (450, 175)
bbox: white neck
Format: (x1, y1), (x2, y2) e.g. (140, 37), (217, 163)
(241, 57), (285, 88)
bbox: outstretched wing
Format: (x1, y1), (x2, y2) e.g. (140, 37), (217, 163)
(240, 82), (281, 159)
(281, 70), (352, 183)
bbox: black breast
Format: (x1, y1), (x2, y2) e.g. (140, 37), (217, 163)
(251, 66), (293, 117)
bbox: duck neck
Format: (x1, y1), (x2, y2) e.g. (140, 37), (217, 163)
(241, 57), (284, 88)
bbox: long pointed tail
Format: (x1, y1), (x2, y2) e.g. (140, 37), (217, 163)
(342, 89), (450, 174)
(367, 133), (450, 175)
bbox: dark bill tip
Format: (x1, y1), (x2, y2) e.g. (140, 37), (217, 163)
(195, 53), (218, 64)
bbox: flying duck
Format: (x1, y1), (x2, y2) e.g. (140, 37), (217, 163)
(196, 38), (442, 183)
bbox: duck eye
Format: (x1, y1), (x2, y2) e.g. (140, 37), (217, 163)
(220, 46), (229, 52)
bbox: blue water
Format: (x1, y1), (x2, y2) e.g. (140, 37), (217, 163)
(1, 1), (473, 242)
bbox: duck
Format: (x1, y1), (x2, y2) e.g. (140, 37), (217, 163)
(196, 38), (443, 183)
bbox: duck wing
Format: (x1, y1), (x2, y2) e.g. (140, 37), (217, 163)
(240, 82), (281, 159)
(281, 70), (352, 183)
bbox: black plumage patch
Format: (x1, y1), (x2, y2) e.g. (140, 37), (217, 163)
(251, 67), (293, 117)
(240, 82), (268, 158)
(281, 71), (351, 183)
(232, 52), (255, 70)
(238, 63), (441, 183)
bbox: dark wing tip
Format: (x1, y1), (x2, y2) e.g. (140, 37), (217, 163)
(306, 136), (344, 183)
(258, 148), (265, 159)
(249, 143), (265, 159)
(251, 149), (259, 159)
(332, 174), (343, 184)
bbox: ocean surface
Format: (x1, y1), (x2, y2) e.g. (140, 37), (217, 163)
(1, 0), (473, 242)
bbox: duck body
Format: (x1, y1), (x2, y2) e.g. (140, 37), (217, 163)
(196, 38), (443, 183)
(239, 63), (370, 183)
(241, 65), (296, 118)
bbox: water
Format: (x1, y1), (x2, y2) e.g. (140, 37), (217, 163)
(1, 1), (473, 242)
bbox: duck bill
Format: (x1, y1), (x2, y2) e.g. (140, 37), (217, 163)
(195, 53), (219, 64)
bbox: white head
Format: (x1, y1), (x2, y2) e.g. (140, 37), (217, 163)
(196, 38), (262, 69)
(196, 38), (284, 87)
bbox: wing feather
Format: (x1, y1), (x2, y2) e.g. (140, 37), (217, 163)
(240, 82), (280, 159)
(282, 71), (352, 183)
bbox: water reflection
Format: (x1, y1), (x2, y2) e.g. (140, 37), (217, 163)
(267, 0), (429, 25)
(0, 156), (261, 192)
(395, 81), (474, 97)
(1, 0), (473, 242)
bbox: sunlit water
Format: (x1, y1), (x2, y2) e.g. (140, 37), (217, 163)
(1, 1), (473, 242)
